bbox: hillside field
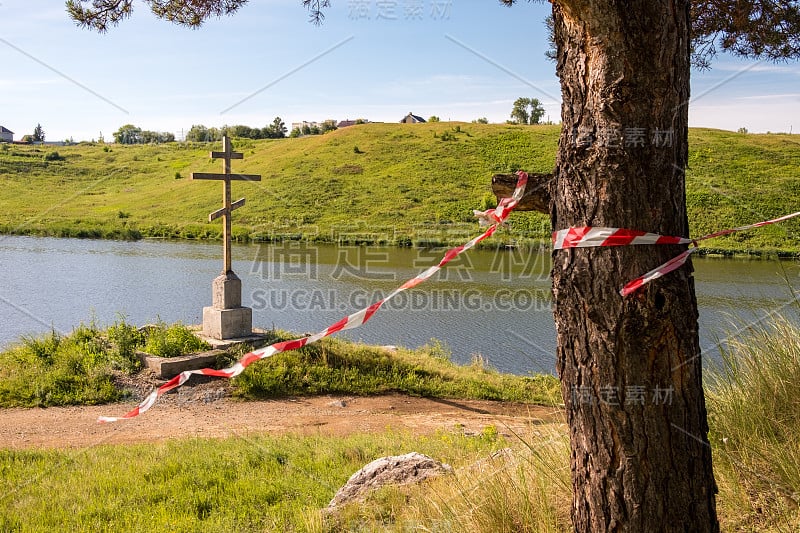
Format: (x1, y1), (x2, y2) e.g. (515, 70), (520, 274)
(0, 123), (798, 253)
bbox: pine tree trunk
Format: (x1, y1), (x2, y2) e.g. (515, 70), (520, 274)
(550, 1), (719, 531)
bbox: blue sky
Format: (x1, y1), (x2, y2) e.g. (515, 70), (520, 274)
(1, 1), (798, 142)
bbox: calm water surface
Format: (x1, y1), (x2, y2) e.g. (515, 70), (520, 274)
(1, 235), (797, 375)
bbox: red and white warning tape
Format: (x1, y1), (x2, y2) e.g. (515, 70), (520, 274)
(98, 172), (529, 422)
(553, 211), (800, 296)
(99, 169), (797, 422)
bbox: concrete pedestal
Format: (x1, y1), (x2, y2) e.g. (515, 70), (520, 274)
(202, 271), (253, 340)
(202, 306), (253, 340)
(213, 272), (242, 308)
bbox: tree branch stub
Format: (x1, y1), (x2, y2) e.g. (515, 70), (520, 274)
(491, 172), (552, 214)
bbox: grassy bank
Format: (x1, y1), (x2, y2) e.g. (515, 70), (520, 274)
(0, 320), (561, 409)
(2, 314), (799, 531)
(1, 125), (798, 253)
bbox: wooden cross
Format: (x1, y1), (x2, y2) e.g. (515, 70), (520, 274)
(191, 136), (261, 274)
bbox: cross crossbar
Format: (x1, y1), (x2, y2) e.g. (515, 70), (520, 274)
(211, 151), (243, 160)
(192, 172), (262, 182)
(209, 197), (245, 221)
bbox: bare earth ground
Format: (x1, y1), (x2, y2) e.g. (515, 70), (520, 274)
(0, 378), (565, 449)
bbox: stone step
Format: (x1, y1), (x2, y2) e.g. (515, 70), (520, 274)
(137, 350), (225, 379)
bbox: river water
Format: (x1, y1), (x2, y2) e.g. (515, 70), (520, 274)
(1, 235), (797, 375)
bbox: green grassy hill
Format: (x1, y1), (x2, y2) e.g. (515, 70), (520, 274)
(0, 123), (798, 253)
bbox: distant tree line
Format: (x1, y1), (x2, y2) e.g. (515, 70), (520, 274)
(289, 119), (338, 138)
(186, 117), (287, 142)
(113, 124), (175, 144)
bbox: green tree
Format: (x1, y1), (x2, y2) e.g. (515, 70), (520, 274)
(113, 124), (142, 144)
(528, 97), (544, 124)
(473, 117), (489, 124)
(66, 0), (250, 30)
(427, 115), (440, 122)
(32, 123), (45, 142)
(229, 124), (256, 139)
(265, 116), (287, 138)
(69, 2), (800, 530)
(510, 97), (530, 124)
(510, 97), (545, 125)
(186, 124), (220, 142)
(207, 127), (222, 141)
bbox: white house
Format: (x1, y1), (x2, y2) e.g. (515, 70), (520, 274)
(399, 112), (426, 124)
(0, 126), (13, 142)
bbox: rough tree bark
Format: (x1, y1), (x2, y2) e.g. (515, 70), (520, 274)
(550, 1), (718, 531)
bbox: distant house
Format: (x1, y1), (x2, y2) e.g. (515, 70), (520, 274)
(0, 126), (13, 142)
(399, 112), (426, 124)
(337, 119), (359, 128)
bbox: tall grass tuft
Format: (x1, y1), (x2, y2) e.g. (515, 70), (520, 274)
(706, 315), (800, 530)
(326, 422), (571, 532)
(406, 427), (571, 532)
(106, 315), (144, 371)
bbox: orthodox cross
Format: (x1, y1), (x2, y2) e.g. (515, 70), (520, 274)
(191, 136), (261, 274)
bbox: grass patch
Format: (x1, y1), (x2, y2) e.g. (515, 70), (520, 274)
(231, 334), (561, 405)
(141, 320), (210, 358)
(0, 318), (209, 407)
(0, 430), (506, 532)
(0, 323), (122, 408)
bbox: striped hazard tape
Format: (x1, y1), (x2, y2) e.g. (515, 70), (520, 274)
(99, 169), (797, 422)
(553, 211), (800, 296)
(98, 172), (529, 422)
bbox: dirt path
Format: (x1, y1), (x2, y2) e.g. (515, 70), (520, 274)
(0, 393), (564, 449)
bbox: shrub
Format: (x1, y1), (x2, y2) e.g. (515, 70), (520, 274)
(106, 316), (145, 371)
(142, 321), (209, 358)
(43, 151), (65, 161)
